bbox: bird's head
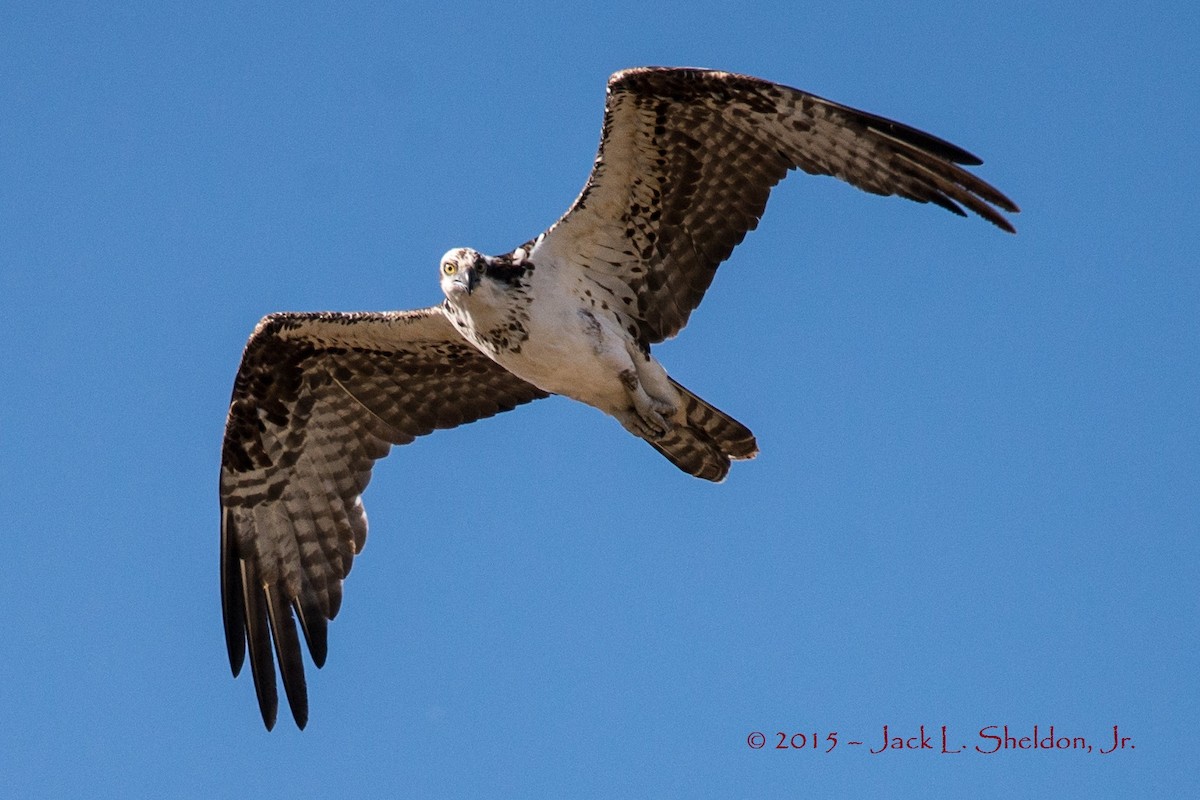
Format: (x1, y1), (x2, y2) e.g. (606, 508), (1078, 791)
(439, 247), (484, 301)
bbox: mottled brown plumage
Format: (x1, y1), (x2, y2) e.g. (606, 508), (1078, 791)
(221, 67), (1017, 730)
(221, 310), (546, 728)
(533, 68), (1017, 347)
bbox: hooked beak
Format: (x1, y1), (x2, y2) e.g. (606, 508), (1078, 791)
(454, 270), (476, 296)
(448, 268), (476, 297)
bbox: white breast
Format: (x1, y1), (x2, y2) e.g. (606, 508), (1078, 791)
(453, 262), (638, 412)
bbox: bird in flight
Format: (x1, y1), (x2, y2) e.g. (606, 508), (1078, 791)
(220, 67), (1018, 729)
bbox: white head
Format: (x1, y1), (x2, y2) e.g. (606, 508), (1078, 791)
(439, 247), (483, 301)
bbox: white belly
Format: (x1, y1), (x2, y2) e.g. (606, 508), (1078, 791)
(491, 303), (632, 409)
(444, 260), (652, 416)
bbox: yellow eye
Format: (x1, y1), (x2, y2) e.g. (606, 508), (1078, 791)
(443, 262), (456, 276)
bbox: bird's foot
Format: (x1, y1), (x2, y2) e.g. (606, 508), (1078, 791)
(630, 398), (678, 441)
(616, 406), (671, 441)
(617, 368), (678, 441)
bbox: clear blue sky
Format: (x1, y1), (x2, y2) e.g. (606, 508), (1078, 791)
(3, 2), (1196, 797)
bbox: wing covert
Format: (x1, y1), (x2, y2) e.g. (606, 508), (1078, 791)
(220, 307), (547, 729)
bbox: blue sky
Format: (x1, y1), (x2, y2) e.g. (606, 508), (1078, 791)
(3, 1), (1197, 797)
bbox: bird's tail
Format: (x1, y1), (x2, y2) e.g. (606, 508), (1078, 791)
(647, 379), (758, 482)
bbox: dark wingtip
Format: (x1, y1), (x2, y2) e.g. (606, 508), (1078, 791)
(851, 103), (1019, 233)
(927, 193), (968, 219)
(295, 595), (329, 669)
(240, 559), (280, 731)
(864, 117), (983, 166)
(220, 509), (247, 677)
(266, 584), (311, 730)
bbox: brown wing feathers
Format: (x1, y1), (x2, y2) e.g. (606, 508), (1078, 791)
(537, 68), (1017, 345)
(221, 68), (1017, 730)
(220, 310), (546, 729)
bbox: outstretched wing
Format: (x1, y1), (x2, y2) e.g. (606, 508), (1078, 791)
(531, 67), (1019, 344)
(220, 308), (548, 729)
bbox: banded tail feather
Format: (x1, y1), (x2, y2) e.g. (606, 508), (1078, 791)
(646, 379), (758, 482)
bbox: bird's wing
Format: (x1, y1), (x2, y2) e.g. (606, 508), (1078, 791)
(531, 67), (1019, 344)
(219, 307), (548, 729)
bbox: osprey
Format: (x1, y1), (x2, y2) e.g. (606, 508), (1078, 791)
(220, 67), (1018, 729)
